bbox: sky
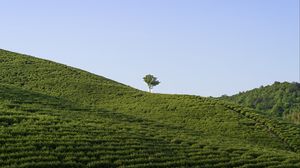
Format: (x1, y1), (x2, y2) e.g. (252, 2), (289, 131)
(0, 0), (299, 96)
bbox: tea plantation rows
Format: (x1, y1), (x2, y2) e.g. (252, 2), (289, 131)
(0, 49), (299, 167)
(1, 84), (300, 168)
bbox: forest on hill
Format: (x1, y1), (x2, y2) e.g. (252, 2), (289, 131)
(222, 82), (300, 124)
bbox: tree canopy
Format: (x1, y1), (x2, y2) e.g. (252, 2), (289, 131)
(143, 74), (160, 93)
(222, 81), (300, 124)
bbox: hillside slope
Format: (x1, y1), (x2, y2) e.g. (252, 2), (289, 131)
(0, 49), (300, 167)
(0, 49), (135, 105)
(221, 82), (300, 124)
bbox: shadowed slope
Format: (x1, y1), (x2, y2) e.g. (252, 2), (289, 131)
(0, 84), (300, 168)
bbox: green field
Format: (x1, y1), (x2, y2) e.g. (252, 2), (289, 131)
(0, 49), (300, 167)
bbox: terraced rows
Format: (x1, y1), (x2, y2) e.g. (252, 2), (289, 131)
(218, 101), (300, 152)
(0, 98), (299, 168)
(0, 50), (300, 167)
(100, 94), (300, 150)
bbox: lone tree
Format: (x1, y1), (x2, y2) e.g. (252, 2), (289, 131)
(143, 74), (160, 93)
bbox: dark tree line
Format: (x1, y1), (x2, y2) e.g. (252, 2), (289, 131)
(222, 82), (300, 123)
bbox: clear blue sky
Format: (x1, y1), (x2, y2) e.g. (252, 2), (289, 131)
(0, 0), (299, 96)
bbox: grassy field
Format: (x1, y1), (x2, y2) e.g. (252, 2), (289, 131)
(0, 49), (300, 167)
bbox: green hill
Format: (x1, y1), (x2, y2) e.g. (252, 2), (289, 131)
(0, 49), (300, 167)
(221, 82), (300, 124)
